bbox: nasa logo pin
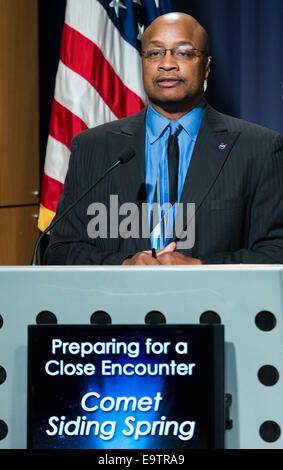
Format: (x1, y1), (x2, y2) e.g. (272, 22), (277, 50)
(218, 143), (227, 150)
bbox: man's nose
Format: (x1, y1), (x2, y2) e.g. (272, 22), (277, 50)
(158, 51), (179, 70)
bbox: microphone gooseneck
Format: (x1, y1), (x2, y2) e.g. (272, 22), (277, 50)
(31, 146), (136, 266)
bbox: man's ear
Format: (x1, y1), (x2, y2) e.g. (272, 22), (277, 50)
(205, 56), (211, 78)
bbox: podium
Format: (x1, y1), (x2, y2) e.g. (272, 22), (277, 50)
(0, 265), (282, 449)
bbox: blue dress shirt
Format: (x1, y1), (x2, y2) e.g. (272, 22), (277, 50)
(145, 102), (205, 248)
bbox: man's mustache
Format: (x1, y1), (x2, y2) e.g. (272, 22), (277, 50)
(152, 75), (186, 85)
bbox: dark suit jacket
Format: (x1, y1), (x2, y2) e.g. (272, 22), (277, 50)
(44, 103), (283, 265)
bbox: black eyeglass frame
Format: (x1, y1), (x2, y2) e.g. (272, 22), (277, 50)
(142, 46), (210, 60)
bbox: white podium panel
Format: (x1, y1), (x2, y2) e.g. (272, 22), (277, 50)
(0, 265), (282, 449)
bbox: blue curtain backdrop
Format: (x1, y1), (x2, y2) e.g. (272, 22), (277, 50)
(39, 0), (283, 172)
(173, 0), (283, 135)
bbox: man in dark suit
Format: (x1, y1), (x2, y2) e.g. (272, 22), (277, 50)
(44, 13), (283, 266)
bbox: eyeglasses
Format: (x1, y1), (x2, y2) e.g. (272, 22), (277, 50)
(142, 46), (208, 61)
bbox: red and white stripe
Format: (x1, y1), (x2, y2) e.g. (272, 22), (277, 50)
(39, 0), (146, 230)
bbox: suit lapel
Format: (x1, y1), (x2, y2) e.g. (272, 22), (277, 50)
(177, 105), (240, 236)
(105, 108), (151, 251)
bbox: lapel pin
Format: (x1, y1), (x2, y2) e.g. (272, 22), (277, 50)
(218, 143), (227, 150)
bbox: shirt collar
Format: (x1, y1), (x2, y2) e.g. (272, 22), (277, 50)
(146, 101), (205, 144)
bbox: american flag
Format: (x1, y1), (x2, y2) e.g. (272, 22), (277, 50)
(38, 0), (172, 232)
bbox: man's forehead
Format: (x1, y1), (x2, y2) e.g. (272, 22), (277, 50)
(142, 14), (208, 50)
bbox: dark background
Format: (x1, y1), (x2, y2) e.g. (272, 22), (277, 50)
(38, 0), (283, 179)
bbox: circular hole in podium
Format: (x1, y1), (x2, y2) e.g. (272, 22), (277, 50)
(255, 311), (276, 331)
(36, 311), (57, 324)
(258, 365), (279, 386)
(90, 311), (112, 325)
(199, 311), (221, 324)
(145, 311), (166, 325)
(259, 421), (281, 443)
(0, 420), (8, 440)
(0, 366), (6, 385)
(0, 315), (3, 329)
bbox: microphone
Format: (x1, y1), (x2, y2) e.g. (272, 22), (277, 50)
(31, 146), (136, 266)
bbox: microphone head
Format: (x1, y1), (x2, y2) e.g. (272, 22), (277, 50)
(118, 146), (135, 164)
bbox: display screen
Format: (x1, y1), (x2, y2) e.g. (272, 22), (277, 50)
(27, 324), (224, 449)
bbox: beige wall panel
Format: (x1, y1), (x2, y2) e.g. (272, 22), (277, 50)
(0, 205), (39, 265)
(0, 0), (39, 206)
